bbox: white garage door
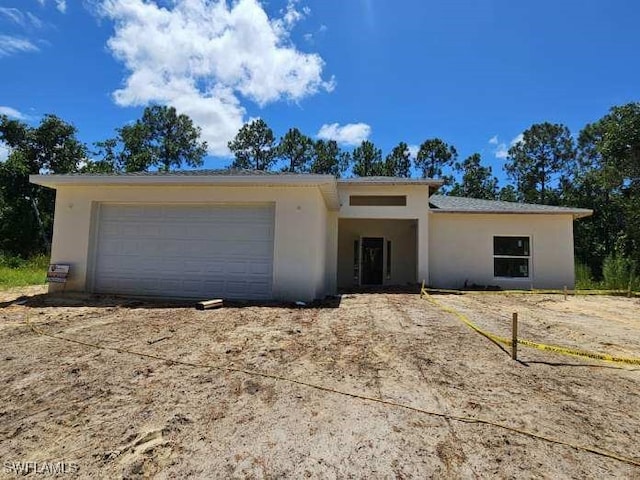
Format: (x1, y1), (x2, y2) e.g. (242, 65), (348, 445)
(92, 204), (274, 299)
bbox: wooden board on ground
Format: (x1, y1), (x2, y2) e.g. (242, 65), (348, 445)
(195, 299), (223, 310)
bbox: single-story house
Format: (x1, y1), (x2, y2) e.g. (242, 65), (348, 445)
(30, 171), (592, 301)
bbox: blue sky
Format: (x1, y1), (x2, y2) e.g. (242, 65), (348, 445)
(1, 0), (639, 183)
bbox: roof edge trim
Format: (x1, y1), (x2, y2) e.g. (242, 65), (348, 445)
(29, 173), (337, 188)
(338, 178), (443, 186)
(29, 174), (342, 211)
(430, 209), (593, 219)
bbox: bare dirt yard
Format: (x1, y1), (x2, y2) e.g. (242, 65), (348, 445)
(1, 286), (639, 479)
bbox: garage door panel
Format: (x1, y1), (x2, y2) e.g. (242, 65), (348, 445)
(202, 279), (225, 291)
(142, 207), (164, 218)
(139, 225), (162, 236)
(182, 260), (207, 273)
(120, 224), (140, 236)
(227, 261), (250, 274)
(101, 205), (142, 219)
(227, 280), (263, 295)
(119, 240), (142, 255)
(205, 242), (269, 257)
(157, 278), (184, 291)
(232, 282), (271, 299)
(93, 204), (274, 299)
(249, 262), (271, 275)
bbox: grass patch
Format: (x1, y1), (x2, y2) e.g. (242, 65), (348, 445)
(0, 254), (49, 290)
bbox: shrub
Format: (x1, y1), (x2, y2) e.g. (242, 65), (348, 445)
(602, 254), (639, 291)
(0, 253), (26, 269)
(575, 262), (600, 290)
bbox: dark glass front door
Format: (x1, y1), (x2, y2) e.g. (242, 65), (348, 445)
(361, 237), (384, 285)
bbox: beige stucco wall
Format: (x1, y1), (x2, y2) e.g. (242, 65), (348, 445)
(337, 219), (417, 288)
(429, 213), (576, 289)
(338, 184), (429, 282)
(49, 185), (333, 302)
(324, 210), (339, 296)
(312, 197), (328, 299)
(47, 179), (578, 300)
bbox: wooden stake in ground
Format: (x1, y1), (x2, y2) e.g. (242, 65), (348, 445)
(512, 312), (518, 361)
(195, 299), (223, 310)
(564, 285), (568, 301)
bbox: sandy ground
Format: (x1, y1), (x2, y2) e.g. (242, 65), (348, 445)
(0, 286), (639, 479)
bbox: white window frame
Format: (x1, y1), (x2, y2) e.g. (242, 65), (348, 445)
(493, 235), (532, 280)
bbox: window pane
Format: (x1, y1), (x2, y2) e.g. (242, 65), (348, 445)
(349, 195), (407, 206)
(494, 236), (530, 256)
(494, 258), (529, 278)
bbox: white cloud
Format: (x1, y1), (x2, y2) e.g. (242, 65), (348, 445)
(26, 12), (43, 28)
(0, 8), (44, 56)
(407, 144), (419, 159)
(0, 35), (39, 57)
(0, 106), (27, 120)
(99, 0), (334, 155)
(0, 7), (26, 25)
(510, 133), (524, 146)
(0, 142), (10, 162)
(494, 143), (508, 159)
(317, 122), (371, 146)
(280, 0), (309, 28)
(490, 133), (524, 159)
(33, 1), (66, 13)
(303, 23), (328, 44)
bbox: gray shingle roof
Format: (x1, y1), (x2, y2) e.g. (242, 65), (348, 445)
(429, 195), (592, 218)
(63, 169), (305, 177)
(55, 170), (441, 184)
(338, 176), (441, 185)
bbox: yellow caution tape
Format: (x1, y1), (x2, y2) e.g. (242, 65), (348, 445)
(516, 339), (640, 365)
(22, 313), (640, 468)
(422, 287), (638, 297)
(421, 288), (640, 366)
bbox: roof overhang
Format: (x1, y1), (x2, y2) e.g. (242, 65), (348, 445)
(29, 173), (342, 211)
(338, 177), (444, 195)
(430, 209), (593, 219)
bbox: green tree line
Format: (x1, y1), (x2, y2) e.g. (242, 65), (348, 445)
(1, 103), (639, 283)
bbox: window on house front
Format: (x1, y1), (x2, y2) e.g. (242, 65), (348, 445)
(349, 195), (407, 206)
(493, 236), (530, 278)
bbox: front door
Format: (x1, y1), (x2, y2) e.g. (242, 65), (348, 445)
(361, 237), (384, 285)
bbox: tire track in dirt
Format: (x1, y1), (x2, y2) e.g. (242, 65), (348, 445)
(398, 294), (478, 478)
(383, 294), (414, 330)
(3, 291), (640, 477)
(363, 298), (384, 400)
(414, 356), (473, 477)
